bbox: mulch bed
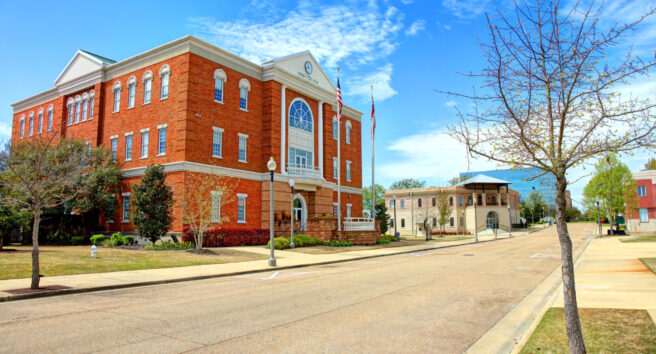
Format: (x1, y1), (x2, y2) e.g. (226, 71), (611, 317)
(186, 248), (219, 256)
(3, 285), (73, 295)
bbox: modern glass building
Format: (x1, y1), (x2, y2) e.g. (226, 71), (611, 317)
(459, 167), (556, 206)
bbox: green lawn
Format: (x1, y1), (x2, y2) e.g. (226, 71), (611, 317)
(640, 258), (656, 275)
(0, 245), (266, 280)
(521, 308), (656, 353)
(620, 234), (656, 243)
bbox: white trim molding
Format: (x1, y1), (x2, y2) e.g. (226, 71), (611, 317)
(157, 123), (168, 129)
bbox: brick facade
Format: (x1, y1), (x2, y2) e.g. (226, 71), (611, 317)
(11, 36), (366, 236)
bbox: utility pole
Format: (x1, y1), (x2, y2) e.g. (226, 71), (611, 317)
(597, 201), (602, 238)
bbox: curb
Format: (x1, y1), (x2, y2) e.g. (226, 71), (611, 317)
(0, 235), (517, 303)
(465, 234), (594, 354)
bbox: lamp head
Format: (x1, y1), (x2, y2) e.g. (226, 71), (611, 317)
(288, 179), (295, 188)
(267, 157), (277, 172)
(392, 195), (397, 200)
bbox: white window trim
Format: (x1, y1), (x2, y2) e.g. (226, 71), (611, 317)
(212, 126), (224, 158)
(332, 116), (338, 140)
(346, 203), (352, 218)
(332, 157), (338, 179)
(127, 77), (137, 109)
(214, 68), (227, 104)
(160, 64), (170, 101)
(237, 193), (248, 223)
(346, 160), (352, 182)
(140, 130), (149, 159)
(345, 120), (352, 144)
(238, 133), (248, 163)
(238, 78), (250, 111)
(157, 125), (167, 156)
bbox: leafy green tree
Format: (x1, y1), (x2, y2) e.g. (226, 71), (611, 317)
(524, 190), (547, 224)
(363, 184), (385, 213)
(583, 154), (638, 234)
(389, 178), (425, 190)
(645, 158), (656, 170)
(435, 189), (453, 235)
(1, 137), (103, 289)
(374, 202), (390, 235)
(564, 207), (582, 222)
(72, 147), (122, 214)
(448, 174), (471, 186)
(131, 165), (174, 243)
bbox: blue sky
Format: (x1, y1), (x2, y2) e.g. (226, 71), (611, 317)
(1, 0), (654, 209)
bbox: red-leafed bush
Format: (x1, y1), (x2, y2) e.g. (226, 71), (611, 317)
(431, 230), (470, 236)
(182, 227), (269, 247)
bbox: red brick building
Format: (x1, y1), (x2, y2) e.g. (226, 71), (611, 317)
(626, 170), (656, 233)
(11, 36), (364, 236)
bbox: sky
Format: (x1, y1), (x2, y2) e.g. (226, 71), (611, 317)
(1, 0), (654, 210)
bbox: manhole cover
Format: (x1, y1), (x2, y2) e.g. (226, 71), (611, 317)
(463, 254), (474, 256)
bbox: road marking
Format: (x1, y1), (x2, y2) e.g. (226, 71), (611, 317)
(531, 253), (560, 259)
(408, 252), (434, 257)
(238, 271), (315, 281)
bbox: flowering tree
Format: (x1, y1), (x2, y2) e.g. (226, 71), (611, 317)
(446, 1), (656, 352)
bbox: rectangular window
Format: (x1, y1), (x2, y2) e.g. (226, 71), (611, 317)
(141, 132), (149, 158)
(459, 196), (463, 206)
(401, 219), (406, 228)
(450, 217), (454, 227)
(401, 199), (405, 208)
(28, 116), (33, 136)
(128, 84), (136, 108)
(638, 186), (647, 196)
(239, 87), (248, 110)
(390, 199), (394, 208)
(110, 138), (117, 162)
(211, 192), (221, 222)
(74, 102), (80, 123)
(238, 135), (248, 162)
(47, 110), (53, 131)
(390, 219), (394, 227)
(640, 208), (649, 222)
(212, 129), (223, 157)
(67, 105), (73, 125)
(122, 196), (130, 222)
(89, 97), (94, 119)
(107, 207), (114, 223)
(333, 120), (338, 140)
(144, 79), (151, 104)
(82, 100), (88, 122)
(19, 119), (24, 138)
(432, 218), (437, 227)
(432, 198), (436, 207)
(161, 73), (169, 99)
(113, 88), (121, 112)
(158, 128), (166, 155)
(37, 112), (43, 134)
(346, 161), (351, 182)
(125, 135), (132, 161)
(333, 157), (338, 179)
(333, 203), (339, 217)
(346, 204), (352, 218)
(237, 195), (246, 223)
(346, 125), (351, 144)
(214, 78), (223, 102)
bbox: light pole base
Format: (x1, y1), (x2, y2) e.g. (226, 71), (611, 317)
(290, 243), (295, 248)
(268, 258), (277, 267)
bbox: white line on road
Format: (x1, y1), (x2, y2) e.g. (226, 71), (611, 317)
(531, 253), (560, 259)
(238, 271), (315, 281)
(267, 271), (280, 280)
(408, 252), (435, 257)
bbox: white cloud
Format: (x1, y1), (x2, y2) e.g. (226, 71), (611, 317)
(442, 0), (490, 19)
(400, 0), (414, 4)
(189, 4), (403, 68)
(405, 19), (426, 36)
(348, 64), (397, 102)
(378, 128), (501, 185)
(445, 100), (457, 107)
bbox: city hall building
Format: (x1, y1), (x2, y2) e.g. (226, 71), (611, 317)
(10, 36), (367, 238)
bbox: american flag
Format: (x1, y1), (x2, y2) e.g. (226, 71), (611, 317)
(336, 75), (342, 124)
(371, 91), (376, 140)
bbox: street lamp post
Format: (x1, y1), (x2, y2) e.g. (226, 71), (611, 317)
(288, 179), (295, 248)
(267, 157), (277, 267)
(393, 195), (398, 241)
(597, 201), (602, 238)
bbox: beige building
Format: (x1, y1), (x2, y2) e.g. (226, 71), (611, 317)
(384, 175), (521, 237)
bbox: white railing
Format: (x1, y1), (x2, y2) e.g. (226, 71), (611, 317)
(343, 217), (375, 231)
(287, 163), (322, 179)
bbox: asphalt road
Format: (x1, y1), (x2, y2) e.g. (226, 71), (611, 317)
(0, 224), (592, 353)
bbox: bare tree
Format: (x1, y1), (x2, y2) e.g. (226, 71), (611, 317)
(0, 136), (109, 289)
(182, 171), (236, 250)
(445, 1), (656, 352)
(435, 189), (453, 236)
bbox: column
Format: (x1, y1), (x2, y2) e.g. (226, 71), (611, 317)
(280, 85), (286, 174)
(318, 101), (323, 176)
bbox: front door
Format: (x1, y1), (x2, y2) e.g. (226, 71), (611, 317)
(293, 198), (306, 230)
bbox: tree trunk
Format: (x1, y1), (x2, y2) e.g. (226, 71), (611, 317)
(31, 208), (41, 290)
(555, 176), (586, 353)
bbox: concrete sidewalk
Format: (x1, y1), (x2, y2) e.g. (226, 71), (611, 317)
(0, 234), (517, 302)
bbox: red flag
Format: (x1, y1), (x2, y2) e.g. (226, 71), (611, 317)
(371, 91), (376, 140)
(336, 73), (342, 124)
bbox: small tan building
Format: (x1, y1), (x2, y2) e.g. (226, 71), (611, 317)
(384, 175), (521, 237)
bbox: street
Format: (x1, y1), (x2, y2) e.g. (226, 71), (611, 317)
(0, 224), (592, 353)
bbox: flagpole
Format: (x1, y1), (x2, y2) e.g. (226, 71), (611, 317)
(370, 85), (375, 227)
(337, 66), (342, 231)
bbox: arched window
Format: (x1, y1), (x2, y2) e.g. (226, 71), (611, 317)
(417, 198), (422, 207)
(37, 108), (44, 134)
(81, 93), (89, 122)
(19, 115), (25, 138)
(67, 98), (74, 125)
(288, 99), (312, 132)
(332, 115), (338, 139)
(28, 112), (34, 136)
(47, 105), (54, 131)
(239, 78), (250, 110)
(142, 71), (152, 104)
(345, 120), (352, 144)
(74, 96), (82, 123)
(214, 68), (227, 103)
(127, 76), (137, 108)
(159, 64), (170, 99)
(112, 81), (121, 112)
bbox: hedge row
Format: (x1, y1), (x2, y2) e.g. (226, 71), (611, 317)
(182, 227), (270, 247)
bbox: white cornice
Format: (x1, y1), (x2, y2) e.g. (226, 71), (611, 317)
(11, 88), (59, 113)
(56, 70), (103, 96)
(632, 170), (656, 183)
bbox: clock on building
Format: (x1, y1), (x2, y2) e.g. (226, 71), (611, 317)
(304, 61), (313, 75)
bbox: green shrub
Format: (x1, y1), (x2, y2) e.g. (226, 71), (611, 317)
(145, 241), (194, 250)
(377, 235), (394, 244)
(267, 237), (291, 250)
(293, 234), (322, 246)
(110, 232), (126, 246)
(323, 240), (354, 247)
(124, 235), (134, 245)
(90, 234), (106, 245)
(71, 236), (85, 245)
